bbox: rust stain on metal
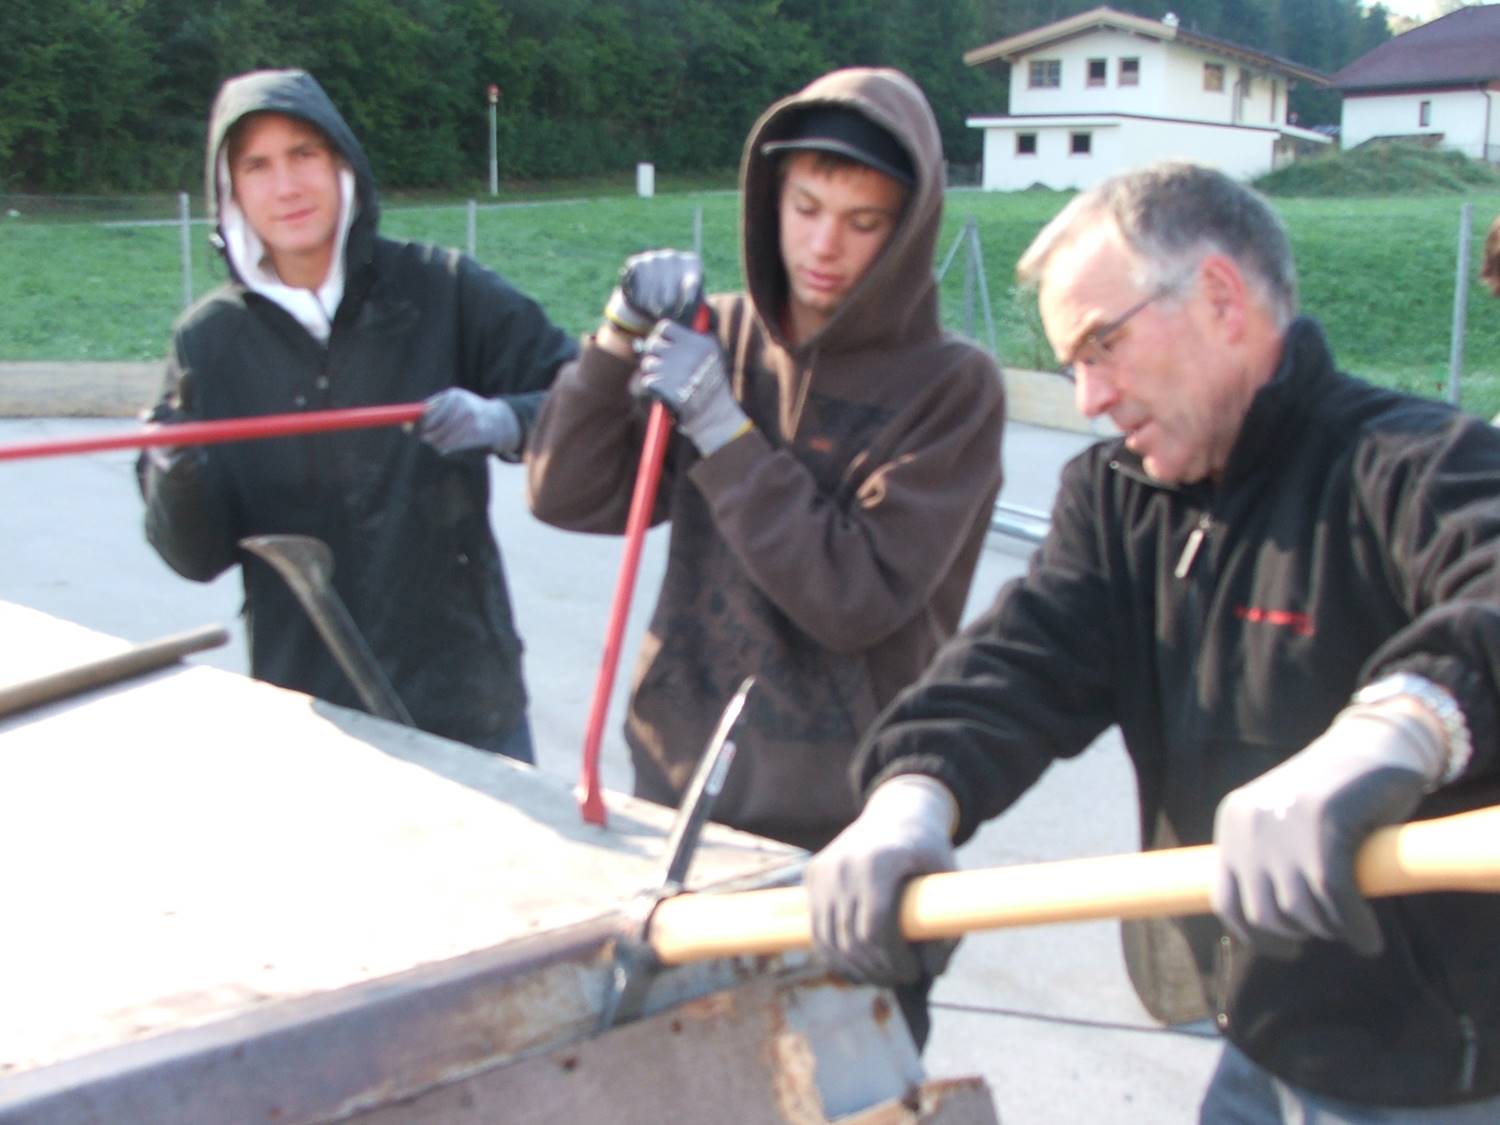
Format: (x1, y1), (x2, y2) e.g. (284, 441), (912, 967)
(870, 993), (893, 1028)
(768, 1029), (824, 1124)
(678, 989), (739, 1021)
(729, 952), (787, 984)
(844, 1076), (1000, 1124)
(763, 984), (827, 1124)
(323, 929), (614, 1119)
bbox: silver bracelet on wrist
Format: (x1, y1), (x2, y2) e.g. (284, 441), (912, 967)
(1352, 672), (1474, 786)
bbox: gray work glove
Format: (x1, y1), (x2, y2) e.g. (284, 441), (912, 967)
(603, 249), (704, 337)
(633, 320), (750, 457)
(418, 388), (522, 456)
(805, 775), (960, 985)
(1211, 699), (1448, 957)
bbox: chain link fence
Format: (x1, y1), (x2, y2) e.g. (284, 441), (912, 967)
(3, 189), (1499, 419)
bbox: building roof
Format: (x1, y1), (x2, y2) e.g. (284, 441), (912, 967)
(963, 5), (1329, 86)
(1332, 5), (1500, 93)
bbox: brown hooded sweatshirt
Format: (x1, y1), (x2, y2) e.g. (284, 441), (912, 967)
(527, 68), (1005, 848)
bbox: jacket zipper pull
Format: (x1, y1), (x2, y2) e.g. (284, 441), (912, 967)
(1175, 514), (1211, 579)
(1459, 1013), (1478, 1092)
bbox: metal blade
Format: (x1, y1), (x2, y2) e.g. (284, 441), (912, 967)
(240, 534), (414, 727)
(597, 675), (755, 1032)
(658, 675), (754, 893)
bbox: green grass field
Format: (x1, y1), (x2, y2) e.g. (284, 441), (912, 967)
(3, 185), (1500, 417)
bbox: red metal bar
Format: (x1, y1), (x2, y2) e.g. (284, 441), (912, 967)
(576, 301), (712, 825)
(0, 403), (427, 463)
(577, 400), (671, 826)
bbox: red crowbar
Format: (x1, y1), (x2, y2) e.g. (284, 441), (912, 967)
(0, 403), (427, 462)
(576, 401), (670, 825)
(577, 303), (711, 826)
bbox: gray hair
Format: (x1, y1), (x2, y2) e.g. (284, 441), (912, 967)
(1016, 161), (1298, 328)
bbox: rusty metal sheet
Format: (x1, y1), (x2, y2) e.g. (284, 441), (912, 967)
(0, 604), (999, 1124)
(3, 921), (833, 1123)
(0, 605), (798, 1111)
(343, 970), (951, 1124)
(840, 1078), (1001, 1124)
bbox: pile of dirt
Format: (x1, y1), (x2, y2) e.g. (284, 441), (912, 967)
(1254, 142), (1500, 197)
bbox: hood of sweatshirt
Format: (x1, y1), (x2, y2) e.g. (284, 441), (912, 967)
(739, 67), (944, 355)
(203, 69), (378, 339)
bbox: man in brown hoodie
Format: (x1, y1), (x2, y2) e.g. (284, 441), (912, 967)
(526, 68), (1005, 857)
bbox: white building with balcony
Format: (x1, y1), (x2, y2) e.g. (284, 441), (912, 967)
(963, 7), (1331, 192)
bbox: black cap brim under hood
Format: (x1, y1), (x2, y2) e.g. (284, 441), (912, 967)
(738, 67), (945, 354)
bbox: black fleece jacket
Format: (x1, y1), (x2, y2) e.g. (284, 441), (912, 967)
(138, 69), (576, 748)
(856, 318), (1500, 1106)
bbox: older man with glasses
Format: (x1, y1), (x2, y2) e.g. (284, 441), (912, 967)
(804, 161), (1500, 1121)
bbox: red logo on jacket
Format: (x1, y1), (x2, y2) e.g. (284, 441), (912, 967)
(1234, 605), (1315, 637)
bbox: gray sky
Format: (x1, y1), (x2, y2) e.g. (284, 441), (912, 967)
(1376, 0), (1494, 23)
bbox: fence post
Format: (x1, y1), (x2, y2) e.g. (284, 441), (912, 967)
(1448, 202), (1472, 407)
(935, 223), (965, 281)
(963, 218), (977, 340)
(178, 191), (193, 309)
(467, 199), (478, 259)
(967, 218), (999, 356)
(935, 217), (998, 356)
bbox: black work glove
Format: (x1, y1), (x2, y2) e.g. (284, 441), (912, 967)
(140, 401), (207, 478)
(1211, 701), (1446, 957)
(418, 388), (521, 456)
(632, 320), (750, 456)
(805, 775), (960, 986)
(603, 249), (704, 338)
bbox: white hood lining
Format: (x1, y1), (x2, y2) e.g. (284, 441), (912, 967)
(216, 147), (357, 344)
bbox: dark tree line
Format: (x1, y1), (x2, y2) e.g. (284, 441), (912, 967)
(0, 0), (1394, 194)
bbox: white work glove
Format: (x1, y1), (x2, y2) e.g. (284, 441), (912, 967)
(805, 775), (960, 985)
(418, 388), (521, 456)
(1211, 696), (1450, 957)
(603, 249), (704, 338)
(633, 320), (750, 456)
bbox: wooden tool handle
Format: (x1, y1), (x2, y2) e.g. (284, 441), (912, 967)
(0, 624), (231, 719)
(646, 805), (1500, 966)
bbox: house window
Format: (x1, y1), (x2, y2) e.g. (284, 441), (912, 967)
(1070, 132), (1092, 156)
(1029, 59), (1061, 88)
(1419, 100), (1432, 127)
(1119, 57), (1140, 86)
(1204, 63), (1226, 92)
(1087, 58), (1107, 87)
(1016, 133), (1038, 156)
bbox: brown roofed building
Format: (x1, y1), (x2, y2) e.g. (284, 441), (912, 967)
(1332, 4), (1500, 162)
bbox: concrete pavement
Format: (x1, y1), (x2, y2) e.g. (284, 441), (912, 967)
(0, 414), (1218, 1122)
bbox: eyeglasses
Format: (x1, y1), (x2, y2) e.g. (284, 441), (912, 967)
(1057, 290), (1161, 384)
